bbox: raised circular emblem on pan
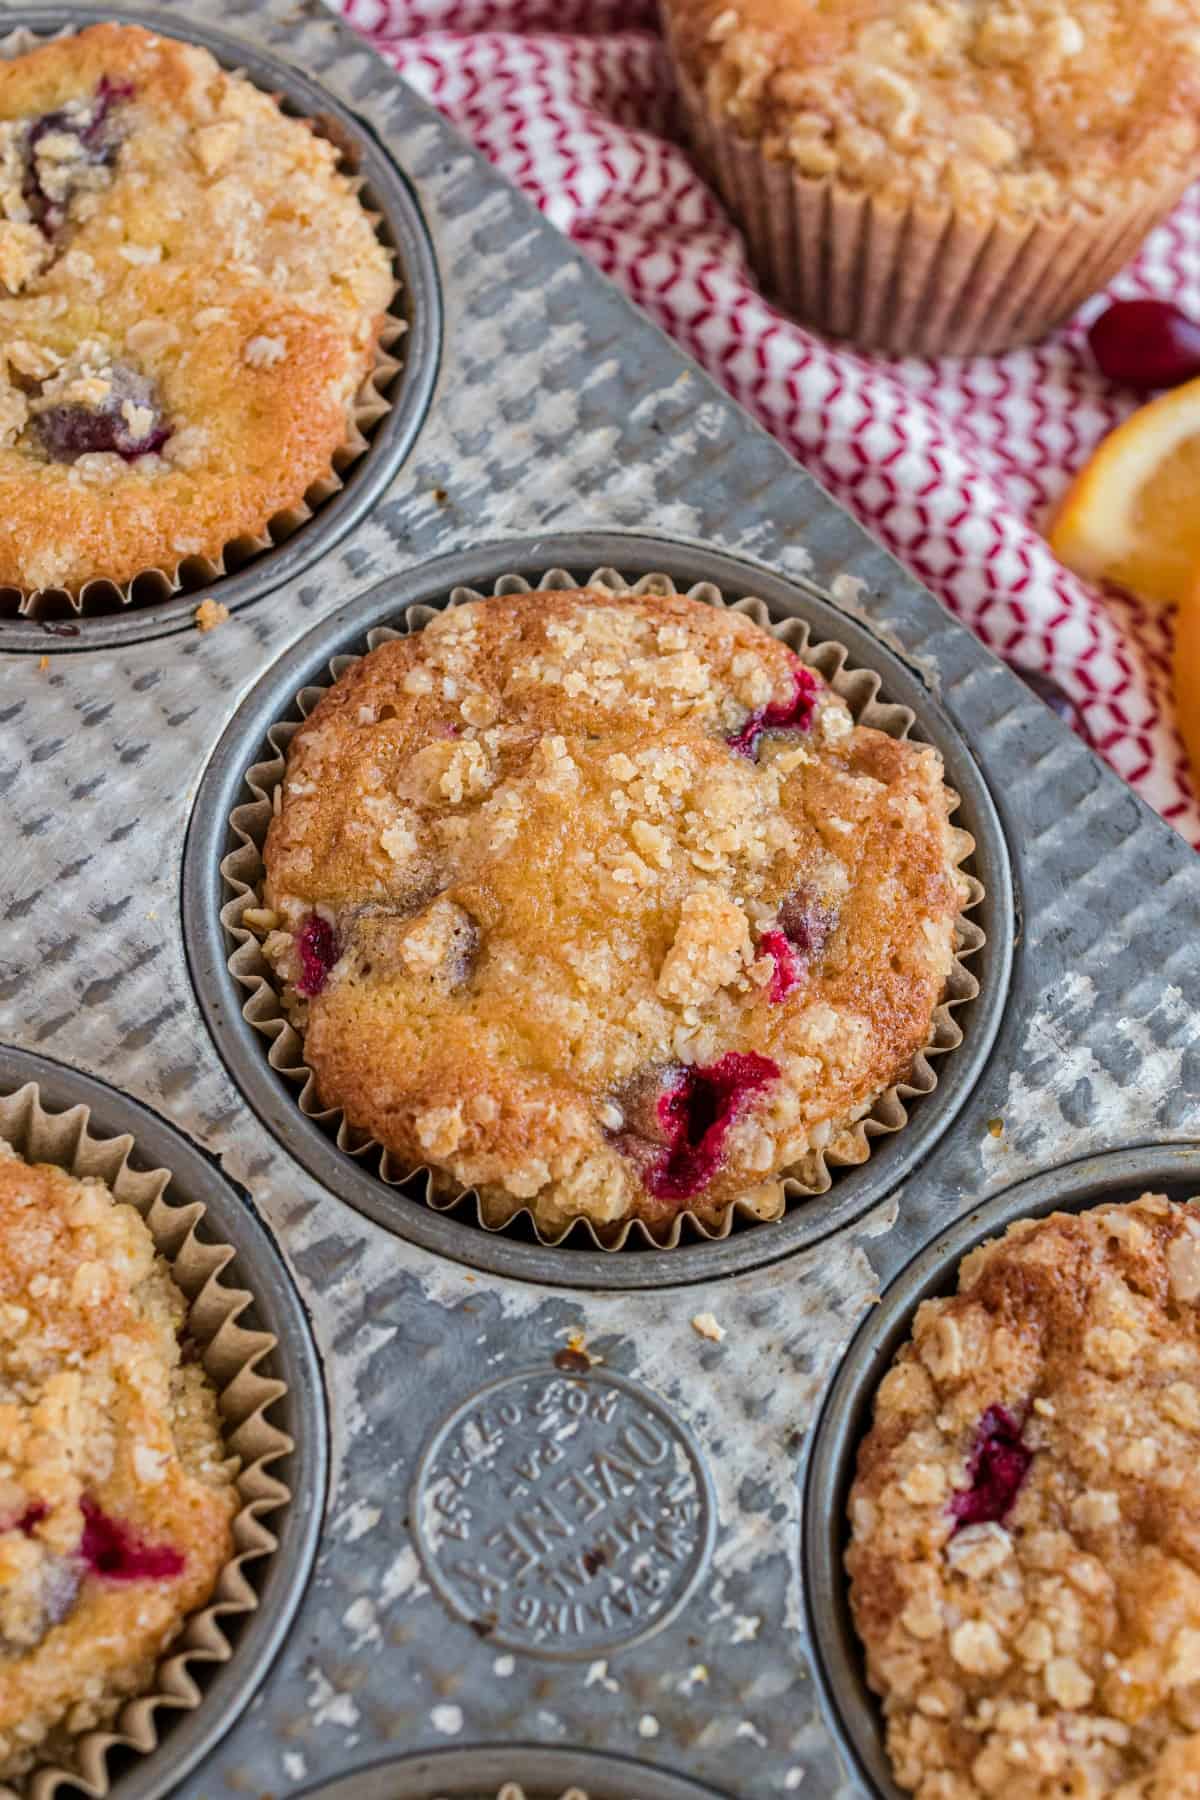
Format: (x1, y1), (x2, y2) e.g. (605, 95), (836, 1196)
(412, 1368), (716, 1659)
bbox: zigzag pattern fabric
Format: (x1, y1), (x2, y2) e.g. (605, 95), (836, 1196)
(338, 0), (1200, 847)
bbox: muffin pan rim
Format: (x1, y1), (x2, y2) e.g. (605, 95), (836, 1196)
(800, 1139), (1200, 1800)
(0, 1041), (330, 1800)
(0, 2), (443, 654)
(181, 529), (1016, 1292)
(289, 1741), (734, 1798)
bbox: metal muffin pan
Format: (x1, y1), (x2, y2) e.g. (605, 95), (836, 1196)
(0, 3), (442, 654)
(182, 530), (1014, 1290)
(2, 0), (1199, 1790)
(801, 1141), (1200, 1800)
(0, 1044), (329, 1800)
(292, 1744), (731, 1799)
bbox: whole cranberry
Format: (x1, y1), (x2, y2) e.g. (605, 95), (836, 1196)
(1087, 299), (1200, 390)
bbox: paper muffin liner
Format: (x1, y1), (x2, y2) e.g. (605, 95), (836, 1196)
(0, 1081), (292, 1800)
(0, 24), (405, 622)
(668, 48), (1185, 357)
(218, 567), (985, 1251)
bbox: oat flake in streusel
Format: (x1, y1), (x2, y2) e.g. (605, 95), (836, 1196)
(0, 23), (394, 595)
(255, 587), (968, 1238)
(847, 1194), (1200, 1800)
(0, 1141), (238, 1780)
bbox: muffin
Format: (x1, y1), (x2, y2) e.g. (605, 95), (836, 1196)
(0, 22), (394, 597)
(0, 1140), (239, 1781)
(254, 586), (970, 1239)
(847, 1193), (1200, 1799)
(660, 0), (1200, 356)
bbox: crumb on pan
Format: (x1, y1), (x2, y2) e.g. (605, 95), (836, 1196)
(194, 598), (229, 632)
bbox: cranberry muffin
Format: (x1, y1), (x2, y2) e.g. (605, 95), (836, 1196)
(255, 587), (969, 1238)
(0, 1141), (238, 1780)
(0, 22), (394, 596)
(661, 0), (1200, 355)
(847, 1194), (1200, 1799)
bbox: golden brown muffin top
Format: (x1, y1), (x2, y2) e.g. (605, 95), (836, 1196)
(847, 1194), (1200, 1799)
(664, 0), (1200, 220)
(0, 1143), (238, 1779)
(0, 23), (393, 594)
(258, 588), (967, 1237)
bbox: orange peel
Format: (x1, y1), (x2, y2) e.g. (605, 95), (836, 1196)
(1050, 376), (1200, 609)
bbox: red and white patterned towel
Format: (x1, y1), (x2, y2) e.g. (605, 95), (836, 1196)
(339, 0), (1200, 849)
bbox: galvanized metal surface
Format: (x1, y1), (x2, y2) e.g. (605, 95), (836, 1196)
(0, 0), (1198, 1795)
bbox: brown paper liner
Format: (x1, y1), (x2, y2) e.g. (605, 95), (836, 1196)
(668, 46), (1187, 358)
(0, 1082), (292, 1800)
(0, 25), (405, 621)
(219, 567), (985, 1250)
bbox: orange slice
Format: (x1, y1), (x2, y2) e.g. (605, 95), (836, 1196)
(1049, 376), (1200, 609)
(1175, 576), (1200, 796)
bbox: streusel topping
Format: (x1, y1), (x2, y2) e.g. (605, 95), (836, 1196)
(848, 1194), (1200, 1799)
(0, 23), (394, 593)
(665, 0), (1200, 219)
(0, 1142), (238, 1779)
(257, 588), (967, 1236)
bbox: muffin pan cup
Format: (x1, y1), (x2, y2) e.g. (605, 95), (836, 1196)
(0, 6), (441, 651)
(2, 0), (1199, 1791)
(291, 1745), (731, 1799)
(0, 1047), (327, 1800)
(184, 533), (1012, 1287)
(801, 1142), (1200, 1800)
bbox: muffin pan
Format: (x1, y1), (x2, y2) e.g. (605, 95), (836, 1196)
(184, 536), (1011, 1287)
(1, 0), (1198, 1793)
(801, 1143), (1200, 1800)
(0, 1045), (327, 1800)
(0, 5), (441, 653)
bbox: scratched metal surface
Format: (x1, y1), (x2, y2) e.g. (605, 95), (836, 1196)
(0, 0), (1199, 1796)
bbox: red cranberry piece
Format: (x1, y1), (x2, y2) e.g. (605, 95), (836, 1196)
(296, 912), (339, 997)
(777, 888), (836, 957)
(34, 364), (170, 464)
(608, 1065), (680, 1145)
(612, 1052), (779, 1202)
(727, 664), (821, 759)
(17, 1501), (48, 1534)
(759, 889), (838, 1003)
(80, 1497), (184, 1581)
(23, 77), (134, 237)
(948, 1405), (1032, 1533)
(758, 928), (801, 1002)
(1087, 299), (1200, 391)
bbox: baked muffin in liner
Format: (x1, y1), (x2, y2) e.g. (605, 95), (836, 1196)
(0, 23), (404, 622)
(218, 566), (985, 1251)
(844, 1192), (1200, 1797)
(661, 4), (1199, 358)
(0, 1080), (292, 1800)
